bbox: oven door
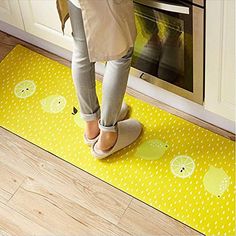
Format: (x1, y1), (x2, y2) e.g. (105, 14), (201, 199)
(131, 0), (204, 104)
(181, 0), (205, 7)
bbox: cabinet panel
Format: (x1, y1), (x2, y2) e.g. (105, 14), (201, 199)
(205, 0), (235, 122)
(0, 0), (24, 29)
(221, 1), (235, 106)
(18, 0), (73, 51)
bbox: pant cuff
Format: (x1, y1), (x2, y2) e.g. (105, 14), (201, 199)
(98, 118), (118, 132)
(80, 107), (101, 121)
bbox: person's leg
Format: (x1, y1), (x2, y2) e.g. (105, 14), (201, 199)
(68, 1), (100, 139)
(97, 47), (134, 151)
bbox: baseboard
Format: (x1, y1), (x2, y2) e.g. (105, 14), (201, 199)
(0, 22), (235, 134)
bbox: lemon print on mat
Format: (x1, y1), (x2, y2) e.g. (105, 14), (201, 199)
(203, 166), (230, 197)
(72, 106), (85, 129)
(40, 95), (66, 113)
(170, 155), (195, 178)
(14, 80), (36, 99)
(135, 138), (169, 160)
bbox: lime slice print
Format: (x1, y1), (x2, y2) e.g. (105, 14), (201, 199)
(135, 139), (169, 160)
(170, 155), (195, 178)
(50, 96), (66, 113)
(14, 80), (36, 99)
(40, 95), (66, 113)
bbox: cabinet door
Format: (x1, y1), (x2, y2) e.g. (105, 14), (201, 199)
(0, 0), (24, 29)
(205, 0), (235, 122)
(18, 0), (73, 51)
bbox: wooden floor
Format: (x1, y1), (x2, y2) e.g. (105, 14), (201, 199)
(0, 30), (234, 236)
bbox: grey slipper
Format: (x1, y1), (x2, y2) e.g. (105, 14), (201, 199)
(83, 101), (130, 146)
(91, 118), (143, 159)
(83, 132), (100, 146)
(117, 101), (130, 121)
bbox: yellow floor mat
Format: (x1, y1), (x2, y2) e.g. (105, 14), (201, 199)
(0, 44), (235, 236)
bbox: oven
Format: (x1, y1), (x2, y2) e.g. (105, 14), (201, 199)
(130, 0), (205, 104)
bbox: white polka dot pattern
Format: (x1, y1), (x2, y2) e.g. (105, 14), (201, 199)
(0, 44), (235, 236)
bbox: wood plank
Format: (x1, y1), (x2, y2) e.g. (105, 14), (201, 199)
(0, 127), (132, 225)
(117, 198), (203, 236)
(0, 162), (25, 203)
(0, 128), (46, 179)
(30, 160), (132, 225)
(7, 177), (131, 236)
(0, 201), (54, 236)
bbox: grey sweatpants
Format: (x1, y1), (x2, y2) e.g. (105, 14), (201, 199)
(67, 0), (134, 132)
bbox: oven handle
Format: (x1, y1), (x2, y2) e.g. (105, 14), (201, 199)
(133, 0), (190, 15)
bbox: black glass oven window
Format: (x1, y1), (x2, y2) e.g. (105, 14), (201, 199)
(132, 2), (193, 92)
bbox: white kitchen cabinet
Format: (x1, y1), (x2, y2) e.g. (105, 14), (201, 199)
(205, 0), (235, 122)
(18, 0), (73, 51)
(0, 0), (24, 30)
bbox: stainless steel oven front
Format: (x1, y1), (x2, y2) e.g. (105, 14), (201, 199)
(130, 0), (205, 104)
